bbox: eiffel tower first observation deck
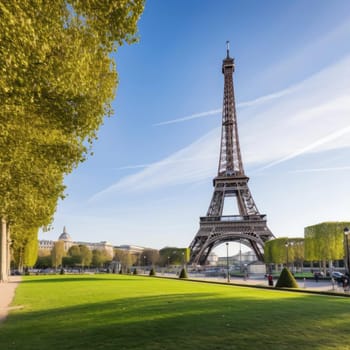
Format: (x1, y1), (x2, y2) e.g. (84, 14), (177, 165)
(189, 42), (274, 265)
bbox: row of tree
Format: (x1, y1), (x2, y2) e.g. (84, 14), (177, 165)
(35, 243), (112, 270)
(26, 246), (190, 273)
(115, 247), (190, 272)
(264, 222), (350, 272)
(0, 0), (144, 281)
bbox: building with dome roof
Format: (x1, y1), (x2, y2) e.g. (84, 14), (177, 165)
(39, 227), (114, 258)
(58, 226), (72, 241)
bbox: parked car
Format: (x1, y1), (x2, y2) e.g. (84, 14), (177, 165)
(331, 271), (344, 281)
(11, 270), (22, 276)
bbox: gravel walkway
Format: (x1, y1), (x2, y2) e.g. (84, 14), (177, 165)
(0, 276), (22, 323)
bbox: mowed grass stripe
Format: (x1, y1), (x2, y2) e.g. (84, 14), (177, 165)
(1, 274), (349, 350)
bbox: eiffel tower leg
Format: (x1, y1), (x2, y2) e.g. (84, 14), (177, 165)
(189, 230), (213, 265)
(249, 239), (264, 261)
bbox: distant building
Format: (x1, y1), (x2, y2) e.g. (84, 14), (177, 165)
(207, 252), (219, 265)
(39, 226), (114, 258)
(116, 245), (146, 254)
(217, 251), (257, 266)
(217, 250), (266, 274)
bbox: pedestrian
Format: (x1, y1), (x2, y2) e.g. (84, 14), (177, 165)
(268, 274), (273, 286)
(314, 272), (319, 282)
(343, 277), (349, 293)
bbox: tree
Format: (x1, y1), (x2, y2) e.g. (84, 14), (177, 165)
(264, 238), (288, 267)
(67, 245), (82, 266)
(114, 249), (134, 272)
(34, 255), (52, 269)
(291, 238), (304, 271)
(66, 244), (92, 268)
(304, 222), (350, 273)
(51, 241), (65, 270)
(275, 267), (298, 288)
(0, 0), (144, 282)
(92, 249), (111, 268)
(142, 249), (160, 267)
(159, 247), (189, 267)
(79, 245), (92, 268)
(10, 225), (38, 272)
(264, 238), (305, 272)
(179, 268), (188, 279)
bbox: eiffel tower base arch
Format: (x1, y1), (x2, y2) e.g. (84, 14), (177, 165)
(189, 215), (272, 265)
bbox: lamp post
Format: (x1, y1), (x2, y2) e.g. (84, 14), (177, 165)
(239, 238), (242, 273)
(285, 241), (289, 268)
(143, 255), (146, 274)
(226, 242), (230, 283)
(344, 227), (350, 275)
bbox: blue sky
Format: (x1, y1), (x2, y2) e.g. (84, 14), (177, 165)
(40, 0), (350, 256)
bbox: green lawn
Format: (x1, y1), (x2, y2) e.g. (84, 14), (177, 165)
(1, 274), (350, 349)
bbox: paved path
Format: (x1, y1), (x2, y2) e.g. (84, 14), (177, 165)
(158, 272), (348, 294)
(0, 276), (22, 323)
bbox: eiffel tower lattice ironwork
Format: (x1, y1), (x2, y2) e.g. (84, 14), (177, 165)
(189, 42), (274, 265)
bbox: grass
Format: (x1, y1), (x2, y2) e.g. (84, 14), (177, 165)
(1, 274), (350, 350)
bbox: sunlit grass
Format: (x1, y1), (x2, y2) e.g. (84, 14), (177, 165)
(1, 274), (350, 349)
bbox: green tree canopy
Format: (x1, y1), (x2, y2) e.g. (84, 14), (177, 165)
(66, 244), (92, 268)
(67, 245), (82, 266)
(304, 222), (350, 262)
(0, 0), (144, 281)
(264, 237), (304, 266)
(92, 249), (111, 268)
(264, 238), (289, 265)
(10, 225), (38, 270)
(114, 249), (135, 271)
(51, 240), (65, 269)
(159, 247), (190, 266)
(141, 249), (160, 266)
(79, 245), (92, 268)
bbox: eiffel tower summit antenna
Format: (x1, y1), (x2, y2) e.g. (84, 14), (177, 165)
(189, 43), (274, 265)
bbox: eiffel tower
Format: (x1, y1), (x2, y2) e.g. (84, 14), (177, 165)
(189, 42), (274, 265)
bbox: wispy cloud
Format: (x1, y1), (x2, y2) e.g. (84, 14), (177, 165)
(90, 128), (220, 201)
(153, 85), (297, 127)
(290, 166), (350, 174)
(91, 53), (350, 200)
(255, 108), (350, 171)
(117, 164), (151, 170)
(153, 109), (221, 126)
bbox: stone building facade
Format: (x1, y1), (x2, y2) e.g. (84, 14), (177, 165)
(39, 226), (114, 258)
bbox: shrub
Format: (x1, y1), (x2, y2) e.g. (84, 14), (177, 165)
(119, 269), (123, 274)
(275, 267), (299, 288)
(179, 268), (188, 279)
(133, 268), (138, 275)
(149, 268), (156, 276)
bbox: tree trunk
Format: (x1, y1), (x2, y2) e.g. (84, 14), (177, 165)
(7, 225), (11, 276)
(0, 218), (9, 282)
(322, 259), (327, 275)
